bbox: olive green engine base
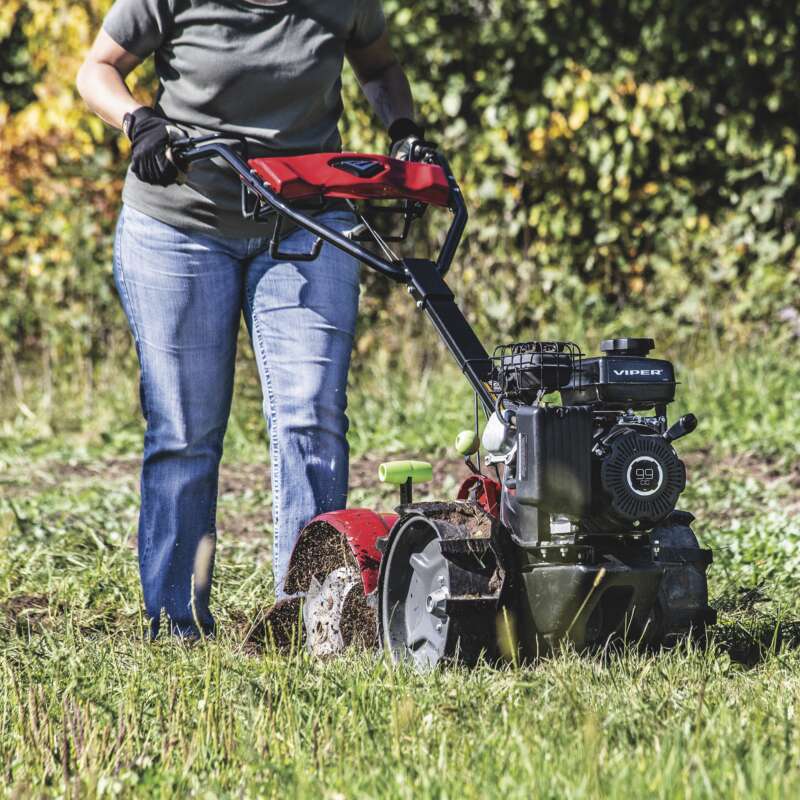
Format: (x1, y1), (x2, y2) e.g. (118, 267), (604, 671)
(516, 562), (663, 656)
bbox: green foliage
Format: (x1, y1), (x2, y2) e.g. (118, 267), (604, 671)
(0, 0), (145, 371)
(365, 0), (800, 339)
(2, 1), (800, 372)
(0, 6), (38, 113)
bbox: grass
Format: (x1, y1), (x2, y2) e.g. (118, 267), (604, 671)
(2, 333), (800, 797)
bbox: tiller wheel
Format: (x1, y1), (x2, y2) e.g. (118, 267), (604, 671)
(378, 503), (502, 668)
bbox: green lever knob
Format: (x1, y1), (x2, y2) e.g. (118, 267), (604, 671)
(454, 429), (480, 456)
(378, 460), (433, 485)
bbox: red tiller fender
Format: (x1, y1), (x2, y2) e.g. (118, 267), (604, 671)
(247, 152), (451, 207)
(302, 508), (398, 595)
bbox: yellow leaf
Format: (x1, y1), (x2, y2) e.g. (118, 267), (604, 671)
(569, 99), (589, 131)
(528, 128), (546, 153)
(548, 111), (569, 139)
(87, 115), (106, 143)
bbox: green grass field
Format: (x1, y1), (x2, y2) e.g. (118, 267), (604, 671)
(2, 338), (800, 798)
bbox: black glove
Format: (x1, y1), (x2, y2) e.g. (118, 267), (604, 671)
(388, 117), (429, 161)
(123, 107), (179, 187)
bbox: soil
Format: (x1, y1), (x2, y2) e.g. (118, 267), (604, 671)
(2, 593), (50, 619)
(283, 521), (358, 595)
(243, 597), (304, 653)
(280, 521), (381, 654)
(340, 588), (378, 649)
(217, 463), (270, 496)
(6, 449), (798, 508)
(0, 458), (140, 498)
(685, 448), (800, 490)
(238, 519), (379, 654)
(216, 509), (271, 550)
(405, 501), (494, 538)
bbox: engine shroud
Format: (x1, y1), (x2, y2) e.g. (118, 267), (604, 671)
(592, 429), (686, 529)
(561, 355), (676, 410)
(561, 338), (676, 411)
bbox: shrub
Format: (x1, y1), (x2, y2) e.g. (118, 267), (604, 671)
(2, 0), (798, 371)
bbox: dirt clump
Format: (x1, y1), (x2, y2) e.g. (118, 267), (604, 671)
(400, 500), (493, 538)
(244, 597), (305, 653)
(283, 522), (357, 595)
(3, 594), (49, 619)
(340, 590), (378, 650)
(1, 594), (56, 634)
(265, 521), (381, 653)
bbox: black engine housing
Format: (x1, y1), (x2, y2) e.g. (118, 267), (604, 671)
(561, 338), (676, 411)
(504, 337), (690, 534)
(587, 426), (686, 531)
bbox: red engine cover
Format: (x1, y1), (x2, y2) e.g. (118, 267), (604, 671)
(247, 152), (450, 207)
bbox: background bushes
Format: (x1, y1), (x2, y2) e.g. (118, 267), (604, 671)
(2, 0), (799, 373)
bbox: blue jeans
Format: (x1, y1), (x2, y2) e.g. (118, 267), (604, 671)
(113, 204), (360, 637)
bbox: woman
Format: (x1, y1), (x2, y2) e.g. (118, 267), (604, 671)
(77, 0), (423, 638)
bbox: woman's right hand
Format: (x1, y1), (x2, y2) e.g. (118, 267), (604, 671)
(124, 107), (180, 186)
(77, 30), (178, 186)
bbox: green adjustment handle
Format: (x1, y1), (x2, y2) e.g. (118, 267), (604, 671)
(378, 460), (433, 486)
(454, 429), (480, 456)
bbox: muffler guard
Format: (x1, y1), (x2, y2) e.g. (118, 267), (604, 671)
(517, 562), (663, 655)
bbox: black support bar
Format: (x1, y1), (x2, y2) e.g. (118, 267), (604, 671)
(403, 258), (495, 414)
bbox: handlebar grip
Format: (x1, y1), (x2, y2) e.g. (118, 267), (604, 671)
(165, 125), (190, 182)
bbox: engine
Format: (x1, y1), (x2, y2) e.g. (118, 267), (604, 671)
(487, 337), (695, 534)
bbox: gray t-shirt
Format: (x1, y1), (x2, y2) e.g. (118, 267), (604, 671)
(103, 0), (385, 236)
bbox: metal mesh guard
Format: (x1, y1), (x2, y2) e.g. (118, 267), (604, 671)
(489, 340), (582, 403)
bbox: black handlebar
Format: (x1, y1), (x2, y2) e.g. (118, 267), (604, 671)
(168, 137), (468, 285)
(169, 135), (497, 414)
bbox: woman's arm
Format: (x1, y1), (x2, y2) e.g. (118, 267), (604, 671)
(77, 29), (177, 185)
(76, 29), (143, 130)
(346, 31), (415, 128)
